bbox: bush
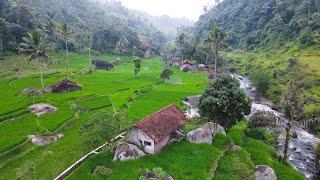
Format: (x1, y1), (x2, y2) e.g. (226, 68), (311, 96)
(16, 162), (35, 179)
(250, 70), (272, 95)
(287, 56), (298, 68)
(299, 28), (316, 46)
(245, 128), (275, 144)
(140, 167), (172, 180)
(93, 166), (112, 176)
(247, 111), (279, 129)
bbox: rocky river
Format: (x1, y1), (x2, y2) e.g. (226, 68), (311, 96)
(232, 74), (319, 179)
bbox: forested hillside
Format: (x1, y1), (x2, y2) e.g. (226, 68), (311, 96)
(194, 0), (320, 49)
(178, 0), (320, 133)
(0, 0), (168, 55)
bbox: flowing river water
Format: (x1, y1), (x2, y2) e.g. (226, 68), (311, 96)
(231, 73), (319, 179)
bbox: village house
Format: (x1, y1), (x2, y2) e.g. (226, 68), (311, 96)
(129, 104), (186, 154)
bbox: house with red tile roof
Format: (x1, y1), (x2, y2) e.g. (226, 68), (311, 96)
(129, 104), (186, 154)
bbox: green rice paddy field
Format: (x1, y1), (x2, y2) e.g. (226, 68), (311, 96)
(0, 53), (303, 180)
(0, 53), (208, 179)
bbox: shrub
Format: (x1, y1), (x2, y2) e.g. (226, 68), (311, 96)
(287, 56), (298, 68)
(93, 166), (112, 176)
(250, 70), (272, 95)
(140, 167), (171, 180)
(247, 111), (279, 129)
(299, 28), (316, 46)
(245, 128), (275, 144)
(16, 162), (35, 179)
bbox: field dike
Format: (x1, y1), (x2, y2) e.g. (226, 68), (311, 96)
(0, 109), (80, 166)
(119, 82), (163, 111)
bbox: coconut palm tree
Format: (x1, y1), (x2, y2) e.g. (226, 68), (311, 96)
(206, 26), (227, 79)
(58, 23), (71, 79)
(20, 31), (49, 90)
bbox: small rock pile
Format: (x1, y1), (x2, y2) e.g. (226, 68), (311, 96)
(254, 165), (277, 180)
(113, 142), (145, 161)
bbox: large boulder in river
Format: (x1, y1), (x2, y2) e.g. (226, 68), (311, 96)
(187, 122), (226, 145)
(50, 79), (82, 93)
(113, 142), (145, 161)
(254, 165), (277, 180)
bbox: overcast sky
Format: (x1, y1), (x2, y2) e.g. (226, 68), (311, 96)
(119, 0), (215, 21)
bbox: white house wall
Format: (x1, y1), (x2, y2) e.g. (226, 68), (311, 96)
(154, 135), (170, 154)
(129, 128), (155, 154)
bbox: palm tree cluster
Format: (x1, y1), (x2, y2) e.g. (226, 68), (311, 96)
(19, 31), (49, 90)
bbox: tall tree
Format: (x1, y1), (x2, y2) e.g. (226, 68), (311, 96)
(58, 23), (71, 79)
(19, 31), (49, 90)
(282, 81), (304, 161)
(205, 26), (227, 79)
(160, 68), (173, 83)
(0, 18), (8, 53)
(199, 76), (251, 128)
(175, 32), (186, 61)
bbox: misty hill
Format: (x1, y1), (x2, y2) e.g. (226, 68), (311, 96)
(144, 14), (193, 35)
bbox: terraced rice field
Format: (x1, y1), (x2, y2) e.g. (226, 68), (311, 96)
(0, 53), (208, 179)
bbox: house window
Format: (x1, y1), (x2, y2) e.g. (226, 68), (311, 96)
(144, 141), (152, 146)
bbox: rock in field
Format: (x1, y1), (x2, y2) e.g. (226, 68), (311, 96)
(28, 133), (63, 146)
(187, 122), (226, 145)
(113, 142), (145, 161)
(254, 165), (277, 180)
(29, 103), (57, 116)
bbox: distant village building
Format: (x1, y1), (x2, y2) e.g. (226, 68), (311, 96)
(92, 59), (115, 71)
(129, 104), (186, 154)
(183, 96), (201, 119)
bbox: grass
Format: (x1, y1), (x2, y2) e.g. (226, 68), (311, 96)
(68, 140), (222, 180)
(227, 123), (305, 180)
(0, 53), (208, 179)
(73, 95), (112, 110)
(213, 149), (255, 180)
(68, 120), (303, 180)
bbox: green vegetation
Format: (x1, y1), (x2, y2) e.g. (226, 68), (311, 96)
(228, 123), (305, 180)
(0, 54), (208, 179)
(199, 76), (251, 128)
(70, 120), (303, 179)
(0, 0), (167, 56)
(213, 149), (255, 180)
(68, 140), (222, 180)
